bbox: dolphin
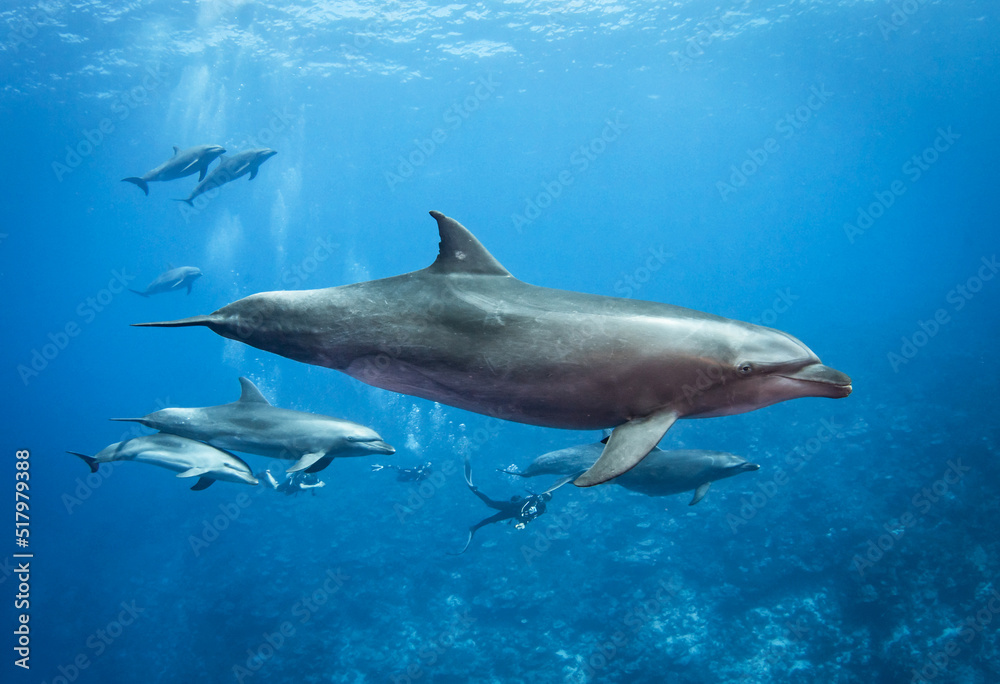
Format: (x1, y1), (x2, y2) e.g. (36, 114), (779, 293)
(502, 441), (759, 505)
(122, 144), (226, 196)
(67, 433), (258, 491)
(175, 148), (277, 206)
(111, 377), (395, 473)
(131, 266), (202, 297)
(133, 211), (852, 486)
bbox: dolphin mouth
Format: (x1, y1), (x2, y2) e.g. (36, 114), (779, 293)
(365, 440), (396, 454)
(778, 363), (852, 398)
(741, 463), (761, 471)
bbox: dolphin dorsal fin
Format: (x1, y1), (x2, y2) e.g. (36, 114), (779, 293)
(237, 377), (271, 404)
(425, 211), (511, 276)
(173, 145), (180, 155)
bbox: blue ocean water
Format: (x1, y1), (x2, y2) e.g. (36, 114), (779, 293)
(3, 1), (999, 682)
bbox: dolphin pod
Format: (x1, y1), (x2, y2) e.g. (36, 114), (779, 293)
(130, 266), (202, 297)
(502, 441), (760, 505)
(68, 433), (258, 491)
(176, 148), (277, 206)
(122, 144), (226, 195)
(111, 376), (395, 473)
(134, 211), (852, 487)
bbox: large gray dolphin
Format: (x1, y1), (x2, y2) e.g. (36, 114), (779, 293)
(134, 211), (852, 486)
(122, 144), (226, 196)
(131, 266), (202, 297)
(111, 377), (395, 473)
(176, 148), (277, 206)
(67, 433), (258, 491)
(502, 441), (759, 505)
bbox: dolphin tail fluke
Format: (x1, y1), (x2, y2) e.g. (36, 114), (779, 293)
(129, 288), (150, 298)
(67, 451), (99, 473)
(574, 409), (680, 487)
(122, 177), (149, 195)
(131, 315), (215, 329)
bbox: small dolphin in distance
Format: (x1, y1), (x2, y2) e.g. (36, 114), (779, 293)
(67, 433), (258, 491)
(134, 211), (851, 487)
(122, 144), (226, 196)
(176, 148), (277, 206)
(131, 266), (202, 297)
(111, 377), (395, 473)
(503, 441), (759, 505)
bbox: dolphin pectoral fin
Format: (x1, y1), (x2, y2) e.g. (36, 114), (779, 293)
(249, 168), (258, 180)
(186, 282), (193, 295)
(287, 452), (327, 473)
(543, 473), (580, 495)
(198, 167), (207, 181)
(190, 477), (215, 491)
(689, 482), (711, 506)
(574, 409), (680, 487)
(177, 467), (211, 478)
(173, 145), (180, 155)
(67, 451), (99, 474)
(129, 289), (150, 298)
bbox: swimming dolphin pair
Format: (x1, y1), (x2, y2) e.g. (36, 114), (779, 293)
(131, 266), (202, 297)
(112, 377), (395, 473)
(503, 441), (759, 505)
(122, 144), (226, 195)
(68, 433), (257, 491)
(175, 148), (277, 206)
(135, 211), (852, 486)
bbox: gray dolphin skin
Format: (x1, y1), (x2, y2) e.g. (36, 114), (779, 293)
(503, 442), (760, 505)
(130, 266), (202, 297)
(176, 148), (277, 206)
(67, 433), (258, 491)
(122, 144), (226, 196)
(111, 376), (395, 473)
(133, 211), (852, 487)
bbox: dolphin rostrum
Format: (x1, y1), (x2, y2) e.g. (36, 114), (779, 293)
(134, 211), (852, 486)
(111, 377), (395, 473)
(131, 266), (202, 297)
(502, 441), (759, 505)
(175, 148), (277, 206)
(122, 144), (226, 196)
(67, 433), (258, 490)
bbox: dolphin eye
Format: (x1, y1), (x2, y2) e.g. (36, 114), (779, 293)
(738, 363), (753, 375)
